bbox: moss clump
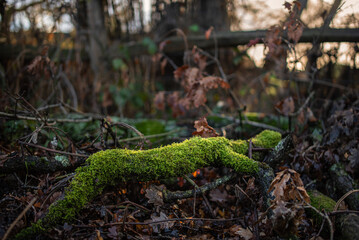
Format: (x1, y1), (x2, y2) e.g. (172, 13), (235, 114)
(307, 190), (336, 224)
(15, 130), (281, 239)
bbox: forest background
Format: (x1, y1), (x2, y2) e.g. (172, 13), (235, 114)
(0, 0), (359, 239)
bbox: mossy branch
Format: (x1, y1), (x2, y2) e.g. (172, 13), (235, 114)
(15, 130), (281, 239)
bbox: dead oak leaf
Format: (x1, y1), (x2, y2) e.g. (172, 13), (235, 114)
(275, 97), (295, 116)
(192, 117), (219, 138)
(150, 212), (174, 232)
(209, 188), (228, 203)
(174, 65), (189, 80)
(200, 76), (230, 90)
(268, 169), (310, 204)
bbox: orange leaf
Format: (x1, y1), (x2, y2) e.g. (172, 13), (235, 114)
(174, 65), (188, 80)
(160, 58), (167, 75)
(205, 26), (214, 40)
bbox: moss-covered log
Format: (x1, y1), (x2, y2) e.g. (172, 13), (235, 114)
(15, 130), (281, 239)
(308, 190), (359, 240)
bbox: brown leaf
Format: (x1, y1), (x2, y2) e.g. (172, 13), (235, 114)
(283, 2), (292, 11)
(27, 56), (42, 74)
(145, 186), (164, 206)
(306, 107), (317, 122)
(200, 76), (229, 90)
(168, 92), (186, 117)
(40, 46), (49, 56)
(173, 65), (189, 80)
(229, 225), (253, 239)
(193, 52), (207, 71)
(205, 26), (214, 40)
(297, 109), (305, 124)
(287, 21), (303, 43)
(275, 97), (295, 116)
(154, 91), (166, 110)
(268, 169), (310, 204)
(192, 117), (219, 138)
(150, 212), (174, 232)
(293, 0), (301, 10)
(209, 188), (228, 203)
(160, 58), (167, 75)
(192, 88), (207, 108)
(186, 67), (200, 87)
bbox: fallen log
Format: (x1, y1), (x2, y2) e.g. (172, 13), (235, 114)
(14, 130), (281, 239)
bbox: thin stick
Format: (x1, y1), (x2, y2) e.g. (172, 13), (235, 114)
(184, 175), (215, 218)
(18, 141), (89, 157)
(3, 197), (37, 240)
(288, 91), (315, 117)
(334, 189), (359, 211)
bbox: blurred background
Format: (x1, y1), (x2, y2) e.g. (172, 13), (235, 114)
(0, 0), (358, 119)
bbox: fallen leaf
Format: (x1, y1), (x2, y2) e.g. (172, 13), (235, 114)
(145, 186), (164, 206)
(150, 212), (174, 232)
(192, 117), (219, 138)
(209, 188), (228, 203)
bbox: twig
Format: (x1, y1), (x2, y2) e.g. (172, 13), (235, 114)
(194, 46), (245, 108)
(243, 119), (285, 133)
(0, 111), (96, 123)
(117, 201), (151, 213)
(3, 197), (37, 240)
(288, 91), (315, 117)
(36, 103), (62, 112)
(184, 175), (215, 218)
(292, 77), (354, 91)
(334, 189), (359, 211)
(103, 217), (244, 226)
(164, 172), (237, 202)
(112, 122), (145, 139)
(116, 128), (184, 143)
(329, 210), (359, 216)
(249, 139), (253, 159)
(18, 141), (89, 157)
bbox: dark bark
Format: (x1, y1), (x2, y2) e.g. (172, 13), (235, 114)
(0, 153), (86, 174)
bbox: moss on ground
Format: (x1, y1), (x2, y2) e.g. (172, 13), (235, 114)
(15, 130), (281, 239)
(307, 190), (336, 224)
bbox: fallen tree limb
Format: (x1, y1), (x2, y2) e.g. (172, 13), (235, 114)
(112, 28), (359, 57)
(14, 130), (281, 239)
(1, 28), (359, 60)
(0, 153), (86, 174)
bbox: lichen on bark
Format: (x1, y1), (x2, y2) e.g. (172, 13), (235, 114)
(15, 130), (281, 239)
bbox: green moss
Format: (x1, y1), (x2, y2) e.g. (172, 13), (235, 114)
(15, 130), (281, 240)
(252, 130), (282, 148)
(307, 190), (336, 224)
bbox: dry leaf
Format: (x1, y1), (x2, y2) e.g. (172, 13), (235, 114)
(160, 58), (167, 75)
(174, 65), (189, 80)
(205, 26), (214, 40)
(275, 97), (295, 116)
(192, 117), (219, 138)
(154, 91), (166, 110)
(283, 1), (292, 10)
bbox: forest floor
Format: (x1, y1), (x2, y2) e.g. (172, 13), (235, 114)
(0, 93), (358, 240)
